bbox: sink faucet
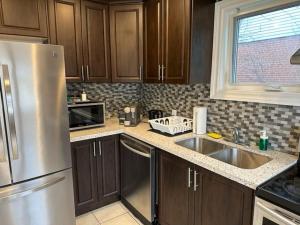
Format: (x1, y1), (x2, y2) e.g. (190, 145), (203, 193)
(231, 128), (240, 144)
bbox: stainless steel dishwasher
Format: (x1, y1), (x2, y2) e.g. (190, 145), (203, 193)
(120, 134), (157, 225)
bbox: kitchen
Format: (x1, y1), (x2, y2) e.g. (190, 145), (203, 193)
(0, 0), (299, 225)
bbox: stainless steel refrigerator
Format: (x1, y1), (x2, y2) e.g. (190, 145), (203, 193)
(0, 41), (75, 225)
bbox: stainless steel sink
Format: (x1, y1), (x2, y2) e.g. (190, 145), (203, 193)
(209, 147), (272, 169)
(175, 137), (225, 155)
(175, 137), (272, 169)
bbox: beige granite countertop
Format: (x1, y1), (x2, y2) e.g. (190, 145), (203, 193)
(70, 118), (298, 190)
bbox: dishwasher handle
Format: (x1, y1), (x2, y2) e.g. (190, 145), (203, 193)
(120, 140), (151, 158)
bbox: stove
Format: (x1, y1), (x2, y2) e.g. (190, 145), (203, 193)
(256, 159), (300, 216)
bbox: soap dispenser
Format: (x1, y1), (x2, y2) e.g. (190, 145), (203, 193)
(259, 130), (268, 151)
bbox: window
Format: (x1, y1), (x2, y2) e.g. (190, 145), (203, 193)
(211, 0), (300, 106)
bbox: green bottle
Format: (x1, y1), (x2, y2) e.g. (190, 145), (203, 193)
(259, 130), (268, 151)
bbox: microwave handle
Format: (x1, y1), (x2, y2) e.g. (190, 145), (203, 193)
(257, 201), (298, 225)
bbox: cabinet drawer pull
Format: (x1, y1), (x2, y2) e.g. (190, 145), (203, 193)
(158, 65), (161, 81)
(86, 65), (90, 79)
(98, 141), (102, 156)
(194, 171), (198, 191)
(188, 167), (192, 188)
(139, 65), (143, 81)
(93, 142), (96, 157)
(81, 65), (85, 81)
(161, 65), (166, 82)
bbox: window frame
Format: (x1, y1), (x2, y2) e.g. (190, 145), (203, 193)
(210, 0), (300, 106)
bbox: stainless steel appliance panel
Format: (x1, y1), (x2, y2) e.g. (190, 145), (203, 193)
(68, 102), (105, 131)
(253, 198), (300, 225)
(0, 92), (11, 186)
(0, 169), (75, 225)
(0, 41), (71, 183)
(120, 134), (156, 223)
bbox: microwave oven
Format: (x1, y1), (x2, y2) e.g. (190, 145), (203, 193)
(68, 102), (105, 131)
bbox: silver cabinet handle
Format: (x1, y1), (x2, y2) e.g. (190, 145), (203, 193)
(98, 141), (102, 156)
(139, 65), (143, 81)
(93, 142), (96, 157)
(120, 140), (150, 158)
(257, 201), (297, 225)
(1, 65), (18, 160)
(193, 170), (198, 191)
(86, 65), (90, 79)
(188, 168), (192, 188)
(158, 65), (161, 81)
(0, 176), (65, 202)
(161, 65), (166, 82)
(81, 65), (85, 81)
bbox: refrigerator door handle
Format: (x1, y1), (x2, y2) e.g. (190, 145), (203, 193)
(1, 65), (18, 160)
(0, 102), (8, 162)
(0, 176), (65, 202)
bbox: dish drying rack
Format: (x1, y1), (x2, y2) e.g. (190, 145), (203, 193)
(148, 116), (193, 135)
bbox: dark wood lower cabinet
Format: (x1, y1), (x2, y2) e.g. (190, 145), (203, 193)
(158, 151), (254, 225)
(194, 168), (254, 225)
(71, 139), (98, 215)
(96, 135), (120, 205)
(71, 135), (120, 216)
(159, 151), (194, 225)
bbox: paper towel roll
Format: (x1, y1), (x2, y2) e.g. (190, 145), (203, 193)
(193, 107), (207, 135)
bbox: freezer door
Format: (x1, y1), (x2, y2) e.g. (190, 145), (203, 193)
(0, 91), (11, 186)
(0, 169), (75, 225)
(0, 41), (72, 183)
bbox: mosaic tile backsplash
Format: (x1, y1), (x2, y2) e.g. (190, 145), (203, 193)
(142, 84), (300, 154)
(67, 82), (300, 154)
(67, 83), (142, 117)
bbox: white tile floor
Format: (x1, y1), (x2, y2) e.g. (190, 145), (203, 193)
(76, 202), (144, 225)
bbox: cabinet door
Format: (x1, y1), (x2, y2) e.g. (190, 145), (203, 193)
(161, 0), (190, 84)
(109, 4), (143, 83)
(158, 151), (194, 225)
(81, 1), (111, 83)
(71, 140), (98, 216)
(194, 168), (254, 225)
(0, 0), (48, 37)
(144, 0), (161, 83)
(48, 0), (84, 82)
(96, 135), (120, 205)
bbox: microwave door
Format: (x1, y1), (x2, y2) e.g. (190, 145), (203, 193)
(0, 42), (72, 183)
(0, 87), (12, 187)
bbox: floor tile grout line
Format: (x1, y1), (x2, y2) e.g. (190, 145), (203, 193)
(93, 211), (129, 224)
(91, 212), (101, 225)
(127, 211), (143, 225)
(129, 215), (142, 225)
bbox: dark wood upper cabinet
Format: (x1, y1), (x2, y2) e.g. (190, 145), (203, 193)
(109, 3), (143, 83)
(71, 139), (98, 216)
(158, 151), (254, 225)
(0, 0), (48, 37)
(81, 0), (111, 82)
(96, 135), (120, 205)
(144, 0), (160, 83)
(159, 151), (194, 225)
(144, 0), (214, 84)
(48, 0), (84, 82)
(162, 0), (190, 84)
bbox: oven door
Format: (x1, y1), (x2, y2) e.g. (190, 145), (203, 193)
(253, 198), (300, 225)
(68, 103), (105, 130)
